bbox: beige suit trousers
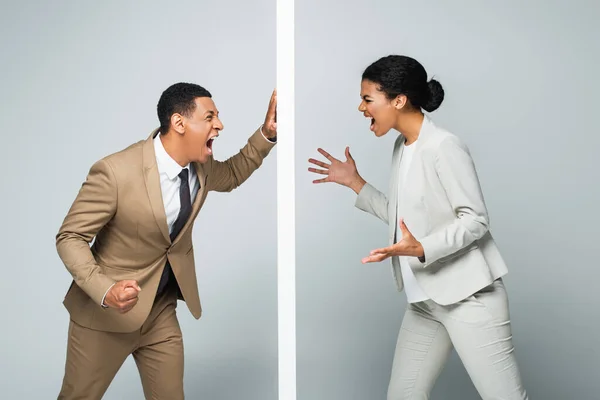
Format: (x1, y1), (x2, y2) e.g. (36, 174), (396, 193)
(58, 290), (183, 400)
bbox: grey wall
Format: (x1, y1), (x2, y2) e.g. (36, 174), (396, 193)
(0, 1), (278, 399)
(296, 1), (600, 399)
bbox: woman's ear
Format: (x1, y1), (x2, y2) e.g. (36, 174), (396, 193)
(393, 94), (407, 110)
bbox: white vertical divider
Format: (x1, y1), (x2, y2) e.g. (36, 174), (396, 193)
(276, 0), (296, 399)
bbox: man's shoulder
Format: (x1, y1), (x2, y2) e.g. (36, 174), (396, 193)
(107, 139), (145, 160)
(93, 138), (147, 177)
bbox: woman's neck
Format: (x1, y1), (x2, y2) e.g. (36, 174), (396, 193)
(395, 112), (424, 145)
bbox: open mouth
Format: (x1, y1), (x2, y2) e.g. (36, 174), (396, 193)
(206, 137), (216, 154)
(370, 118), (376, 132)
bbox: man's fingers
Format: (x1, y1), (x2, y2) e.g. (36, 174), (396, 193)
(117, 289), (138, 302)
(122, 279), (141, 289)
(105, 281), (140, 311)
(308, 167), (328, 175)
(267, 90), (277, 119)
(126, 296), (139, 305)
(123, 287), (140, 298)
(116, 285), (140, 301)
(118, 297), (139, 314)
(122, 280), (141, 292)
(312, 177), (329, 184)
(122, 296), (138, 307)
(272, 90), (277, 123)
(308, 158), (330, 169)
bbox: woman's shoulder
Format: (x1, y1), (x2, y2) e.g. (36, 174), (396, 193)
(424, 120), (470, 152)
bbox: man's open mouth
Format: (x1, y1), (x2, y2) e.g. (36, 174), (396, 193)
(206, 136), (217, 154)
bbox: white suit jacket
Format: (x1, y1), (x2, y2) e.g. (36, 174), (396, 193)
(355, 116), (508, 305)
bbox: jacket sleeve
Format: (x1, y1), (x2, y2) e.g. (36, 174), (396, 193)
(206, 127), (276, 192)
(412, 136), (490, 268)
(56, 159), (118, 305)
(354, 182), (390, 225)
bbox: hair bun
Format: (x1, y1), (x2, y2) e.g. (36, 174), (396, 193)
(423, 79), (444, 112)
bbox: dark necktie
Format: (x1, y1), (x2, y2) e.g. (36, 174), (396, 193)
(157, 168), (193, 295)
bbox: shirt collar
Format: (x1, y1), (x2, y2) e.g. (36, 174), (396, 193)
(153, 134), (190, 180)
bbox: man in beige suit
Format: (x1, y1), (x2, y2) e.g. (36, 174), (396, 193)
(56, 82), (277, 399)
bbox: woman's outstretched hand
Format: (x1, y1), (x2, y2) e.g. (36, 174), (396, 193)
(361, 219), (425, 264)
(308, 147), (366, 194)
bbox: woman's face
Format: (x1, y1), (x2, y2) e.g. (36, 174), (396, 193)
(357, 79), (401, 137)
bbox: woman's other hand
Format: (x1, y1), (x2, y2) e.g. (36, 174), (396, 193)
(308, 147), (366, 194)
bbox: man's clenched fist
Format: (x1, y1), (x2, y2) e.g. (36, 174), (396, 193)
(104, 280), (142, 313)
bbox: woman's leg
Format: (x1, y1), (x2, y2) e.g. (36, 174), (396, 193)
(387, 302), (453, 400)
(439, 279), (528, 400)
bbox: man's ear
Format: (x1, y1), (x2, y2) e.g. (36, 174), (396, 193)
(171, 113), (185, 135)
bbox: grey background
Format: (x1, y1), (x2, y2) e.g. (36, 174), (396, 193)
(0, 1), (278, 399)
(296, 1), (599, 399)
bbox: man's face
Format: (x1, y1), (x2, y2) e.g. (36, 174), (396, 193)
(181, 97), (224, 163)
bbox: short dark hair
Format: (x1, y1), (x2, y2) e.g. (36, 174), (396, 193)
(157, 82), (212, 134)
(362, 55), (444, 112)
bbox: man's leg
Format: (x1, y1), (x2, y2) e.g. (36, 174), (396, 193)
(440, 279), (528, 400)
(387, 302), (453, 400)
(58, 319), (137, 399)
(133, 294), (184, 400)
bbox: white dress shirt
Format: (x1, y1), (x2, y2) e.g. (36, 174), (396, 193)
(397, 139), (429, 303)
(100, 135), (198, 306)
(154, 126), (274, 231)
(153, 133), (200, 231)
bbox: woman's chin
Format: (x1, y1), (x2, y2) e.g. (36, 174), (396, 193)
(372, 127), (390, 137)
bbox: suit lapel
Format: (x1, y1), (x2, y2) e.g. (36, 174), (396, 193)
(389, 135), (404, 242)
(171, 161), (207, 245)
(142, 129), (171, 243)
(392, 115), (435, 241)
(142, 130), (208, 246)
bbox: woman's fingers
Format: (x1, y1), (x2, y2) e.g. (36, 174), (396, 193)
(308, 167), (328, 175)
(317, 148), (338, 163)
(361, 253), (388, 264)
(308, 158), (330, 169)
(312, 177), (330, 184)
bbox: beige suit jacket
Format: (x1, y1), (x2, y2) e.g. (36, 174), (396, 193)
(56, 127), (275, 333)
(355, 116), (508, 305)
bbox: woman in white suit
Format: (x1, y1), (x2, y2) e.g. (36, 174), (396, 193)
(308, 55), (528, 400)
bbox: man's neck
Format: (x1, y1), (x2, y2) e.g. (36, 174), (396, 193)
(160, 133), (189, 167)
